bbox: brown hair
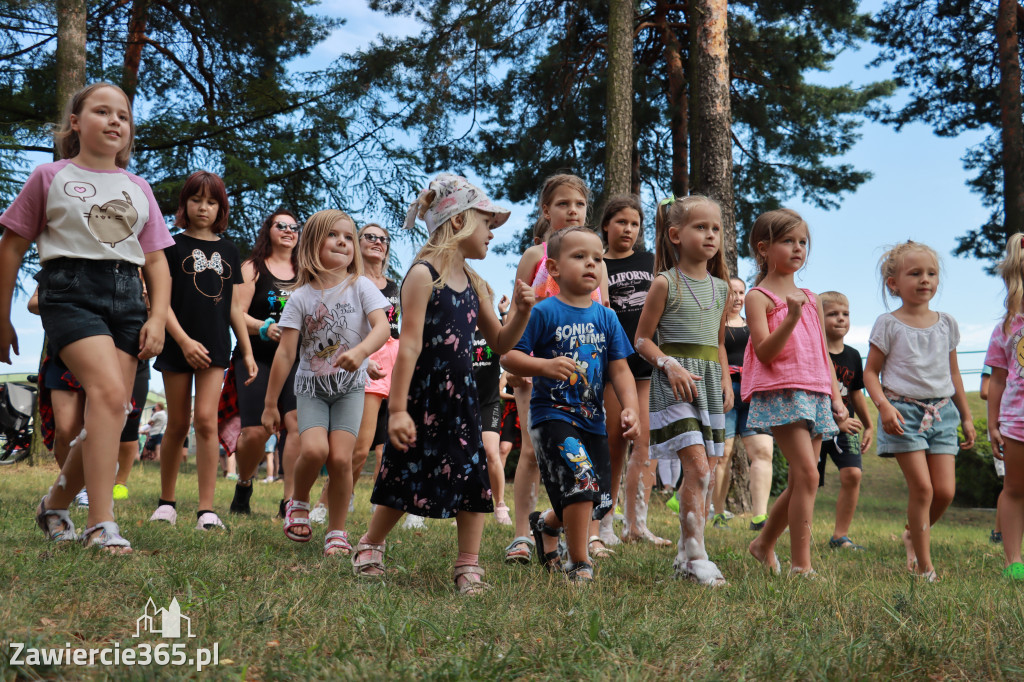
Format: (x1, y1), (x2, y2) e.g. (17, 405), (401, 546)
(532, 173), (590, 242)
(292, 210), (362, 291)
(547, 226), (599, 260)
(53, 82), (135, 169)
(174, 171), (230, 233)
(599, 194), (644, 251)
(997, 233), (1024, 334)
(248, 209), (300, 273)
(748, 208), (810, 284)
(877, 240), (939, 305)
(653, 195), (728, 282)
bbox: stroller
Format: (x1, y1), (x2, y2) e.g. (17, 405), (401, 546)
(0, 379), (37, 465)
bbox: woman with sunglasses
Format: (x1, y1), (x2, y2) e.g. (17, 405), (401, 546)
(226, 210), (303, 518)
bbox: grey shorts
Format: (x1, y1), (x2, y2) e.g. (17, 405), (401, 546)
(296, 387), (365, 436)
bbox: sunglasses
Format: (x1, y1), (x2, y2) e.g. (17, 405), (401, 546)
(361, 233), (390, 246)
(273, 221), (300, 233)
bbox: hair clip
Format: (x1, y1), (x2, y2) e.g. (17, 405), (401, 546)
(659, 194), (676, 207)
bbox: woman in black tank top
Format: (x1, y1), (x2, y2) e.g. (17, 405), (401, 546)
(711, 277), (775, 530)
(227, 210), (301, 517)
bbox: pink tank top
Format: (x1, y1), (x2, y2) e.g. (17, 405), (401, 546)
(740, 287), (832, 401)
(531, 242), (602, 302)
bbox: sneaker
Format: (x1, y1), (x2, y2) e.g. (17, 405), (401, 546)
(749, 514), (767, 531)
(196, 511), (226, 531)
(149, 504), (177, 525)
(403, 514), (426, 529)
(722, 510), (735, 520)
(613, 506), (625, 521)
(74, 489), (89, 508)
(112, 484), (129, 501)
(226, 473), (240, 481)
(260, 476), (275, 484)
(229, 482), (253, 515)
(991, 529), (1003, 544)
(666, 493), (679, 514)
(309, 503), (327, 525)
(712, 513), (729, 529)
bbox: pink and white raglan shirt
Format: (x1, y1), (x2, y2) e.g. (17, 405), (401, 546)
(0, 159), (172, 263)
(985, 314), (1024, 442)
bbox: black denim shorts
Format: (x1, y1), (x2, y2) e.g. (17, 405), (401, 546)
(531, 419), (612, 521)
(35, 258), (147, 357)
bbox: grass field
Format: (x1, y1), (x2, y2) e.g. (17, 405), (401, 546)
(2, 395), (1023, 680)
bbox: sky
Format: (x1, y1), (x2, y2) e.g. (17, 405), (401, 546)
(3, 0), (1004, 393)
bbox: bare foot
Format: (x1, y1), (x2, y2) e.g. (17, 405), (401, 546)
(902, 528), (917, 572)
(748, 539), (781, 575)
(621, 526), (673, 547)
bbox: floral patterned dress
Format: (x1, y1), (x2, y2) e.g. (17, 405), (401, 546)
(370, 262), (493, 517)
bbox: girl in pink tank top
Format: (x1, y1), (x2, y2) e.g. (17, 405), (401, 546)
(742, 209), (847, 579)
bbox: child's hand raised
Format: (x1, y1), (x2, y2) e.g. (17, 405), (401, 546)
(785, 292), (805, 321)
(389, 410), (417, 451)
(620, 408), (639, 440)
(512, 279), (536, 313)
(542, 356), (577, 381)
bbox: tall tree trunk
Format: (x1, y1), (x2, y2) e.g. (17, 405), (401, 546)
(692, 0), (737, 276)
(38, 0), (87, 463)
(604, 0), (634, 200)
(657, 0), (689, 198)
(55, 0), (87, 125)
(997, 0), (1024, 236)
(123, 0), (150, 104)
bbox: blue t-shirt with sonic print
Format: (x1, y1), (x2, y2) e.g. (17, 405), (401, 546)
(513, 297), (633, 435)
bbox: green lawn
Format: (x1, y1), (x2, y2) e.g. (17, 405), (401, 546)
(1, 412), (1022, 680)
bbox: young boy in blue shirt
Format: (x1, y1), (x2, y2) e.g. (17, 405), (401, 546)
(502, 227), (639, 583)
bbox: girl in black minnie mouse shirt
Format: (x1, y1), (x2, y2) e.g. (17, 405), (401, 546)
(151, 171), (256, 531)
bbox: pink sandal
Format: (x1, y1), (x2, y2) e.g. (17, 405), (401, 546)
(283, 499), (312, 542)
(324, 530), (352, 556)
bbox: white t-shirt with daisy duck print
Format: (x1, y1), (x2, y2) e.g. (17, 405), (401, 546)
(278, 276), (389, 397)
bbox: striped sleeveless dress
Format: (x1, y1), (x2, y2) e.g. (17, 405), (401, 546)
(649, 270), (728, 460)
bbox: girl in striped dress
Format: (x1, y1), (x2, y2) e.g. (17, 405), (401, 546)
(634, 195), (733, 585)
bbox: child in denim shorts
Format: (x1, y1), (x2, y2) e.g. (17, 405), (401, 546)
(864, 241), (975, 582)
(0, 82), (173, 553)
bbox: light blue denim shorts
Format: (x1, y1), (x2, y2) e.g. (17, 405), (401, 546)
(296, 387), (365, 435)
(876, 397), (960, 456)
(748, 389), (839, 439)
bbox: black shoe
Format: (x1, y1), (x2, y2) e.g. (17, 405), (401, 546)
(991, 529), (1003, 544)
(229, 482), (253, 515)
(277, 498), (287, 519)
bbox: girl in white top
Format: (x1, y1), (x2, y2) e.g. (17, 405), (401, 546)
(0, 82), (172, 553)
(864, 241), (975, 582)
(262, 210), (390, 557)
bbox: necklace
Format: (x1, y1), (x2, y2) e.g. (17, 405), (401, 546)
(677, 269), (716, 310)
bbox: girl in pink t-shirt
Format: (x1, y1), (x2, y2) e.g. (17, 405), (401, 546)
(742, 209), (846, 578)
(986, 233), (1024, 581)
(0, 82), (173, 553)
